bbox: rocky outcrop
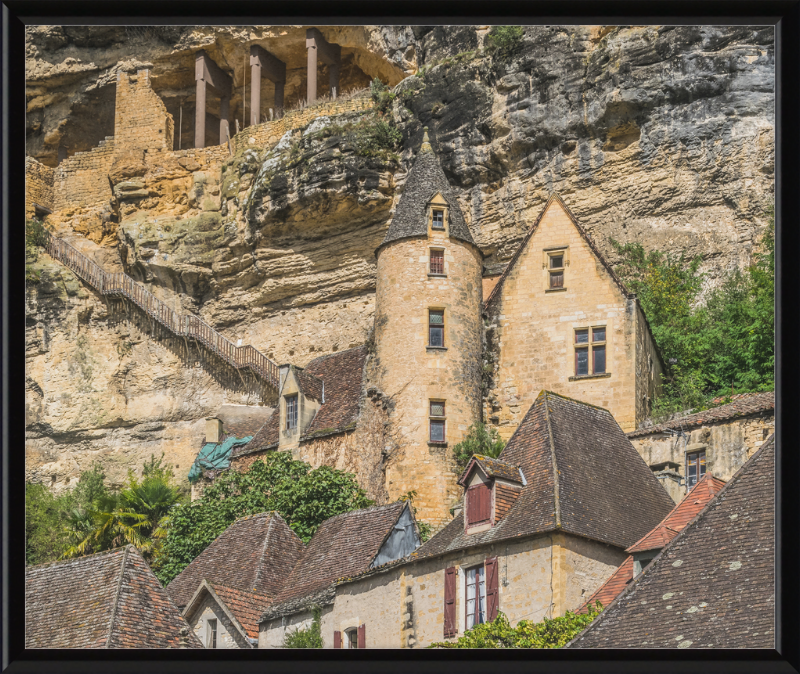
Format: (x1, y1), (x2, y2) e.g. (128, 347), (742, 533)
(26, 24), (774, 490)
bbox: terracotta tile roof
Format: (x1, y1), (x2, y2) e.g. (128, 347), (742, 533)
(627, 391), (774, 438)
(484, 194), (631, 315)
(414, 392), (675, 559)
(259, 502), (407, 621)
(301, 346), (366, 439)
(377, 132), (476, 253)
(208, 583), (271, 640)
(578, 472), (727, 614)
(166, 512), (304, 610)
(457, 455), (522, 486)
(233, 346), (367, 457)
(26, 546), (202, 649)
(569, 435), (775, 649)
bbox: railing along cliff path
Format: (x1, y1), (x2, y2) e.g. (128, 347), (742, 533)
(43, 233), (280, 391)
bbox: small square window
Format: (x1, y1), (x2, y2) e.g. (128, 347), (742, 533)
(432, 209), (445, 229)
(549, 271), (564, 288)
(430, 401), (445, 443)
(550, 255), (563, 269)
(575, 329), (589, 344)
(593, 327), (606, 342)
(429, 310), (444, 347)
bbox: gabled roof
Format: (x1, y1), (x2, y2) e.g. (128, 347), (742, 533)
(457, 455), (523, 486)
(569, 435), (775, 649)
(413, 391), (675, 559)
(377, 128), (475, 253)
(233, 346), (367, 456)
(627, 391), (774, 438)
(578, 472), (727, 614)
(166, 511), (305, 609)
(26, 546), (202, 649)
(183, 580), (271, 644)
(259, 502), (408, 621)
(484, 194), (631, 315)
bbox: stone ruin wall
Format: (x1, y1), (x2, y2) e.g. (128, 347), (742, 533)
(25, 157), (54, 219)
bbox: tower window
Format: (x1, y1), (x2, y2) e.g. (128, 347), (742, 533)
(432, 209), (445, 230)
(429, 310), (445, 347)
(285, 395), (298, 430)
(575, 327), (606, 376)
(430, 400), (446, 443)
(549, 252), (565, 288)
(430, 249), (445, 274)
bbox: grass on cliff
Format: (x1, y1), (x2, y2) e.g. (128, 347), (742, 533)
(612, 211), (774, 420)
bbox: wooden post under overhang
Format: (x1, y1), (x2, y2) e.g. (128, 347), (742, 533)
(194, 49), (233, 148)
(306, 28), (341, 104)
(250, 45), (286, 125)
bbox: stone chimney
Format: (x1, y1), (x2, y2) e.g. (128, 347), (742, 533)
(205, 417), (223, 444)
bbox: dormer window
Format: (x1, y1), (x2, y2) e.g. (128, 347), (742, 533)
(459, 456), (524, 532)
(466, 481), (492, 527)
(432, 209), (445, 229)
(285, 395), (298, 430)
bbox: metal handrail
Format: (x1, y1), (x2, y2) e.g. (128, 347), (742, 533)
(41, 232), (280, 389)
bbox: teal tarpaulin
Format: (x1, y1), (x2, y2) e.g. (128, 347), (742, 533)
(188, 435), (253, 483)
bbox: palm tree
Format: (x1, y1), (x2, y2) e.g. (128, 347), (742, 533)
(62, 493), (149, 559)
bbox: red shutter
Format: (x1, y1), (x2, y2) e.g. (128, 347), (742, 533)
(333, 630), (342, 649)
(357, 623), (366, 649)
(444, 566), (456, 638)
(486, 557), (499, 622)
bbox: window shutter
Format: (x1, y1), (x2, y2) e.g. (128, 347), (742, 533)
(444, 566), (456, 638)
(357, 623), (366, 649)
(485, 557), (499, 622)
(333, 630), (342, 649)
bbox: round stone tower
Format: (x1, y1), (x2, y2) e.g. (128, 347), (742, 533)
(373, 128), (483, 529)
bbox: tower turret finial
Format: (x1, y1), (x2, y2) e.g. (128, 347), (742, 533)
(420, 126), (432, 153)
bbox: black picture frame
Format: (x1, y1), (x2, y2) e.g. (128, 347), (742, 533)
(4, 2), (798, 673)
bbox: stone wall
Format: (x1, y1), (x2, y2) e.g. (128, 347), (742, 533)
(53, 138), (116, 211)
(25, 157), (54, 218)
(259, 606), (334, 649)
(629, 413), (775, 496)
(635, 305), (664, 425)
(187, 593), (250, 649)
(231, 94), (373, 157)
(373, 235), (483, 528)
(114, 70), (174, 151)
(326, 531), (625, 648)
(485, 199), (640, 435)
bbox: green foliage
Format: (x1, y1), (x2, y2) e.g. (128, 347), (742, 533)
(25, 218), (51, 283)
(370, 77), (395, 114)
(452, 422), (506, 471)
(283, 606), (324, 648)
(397, 490), (432, 542)
(429, 604), (603, 649)
(155, 452), (373, 585)
(611, 212), (774, 419)
(485, 26), (524, 60)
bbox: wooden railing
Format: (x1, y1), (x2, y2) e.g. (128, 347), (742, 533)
(43, 233), (280, 390)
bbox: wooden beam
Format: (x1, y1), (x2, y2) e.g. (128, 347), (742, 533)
(305, 28), (341, 67)
(195, 50), (232, 97)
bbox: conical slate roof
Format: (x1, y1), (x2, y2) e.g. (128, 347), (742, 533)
(378, 128), (475, 252)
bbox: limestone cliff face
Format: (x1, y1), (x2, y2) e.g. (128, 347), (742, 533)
(25, 25), (774, 490)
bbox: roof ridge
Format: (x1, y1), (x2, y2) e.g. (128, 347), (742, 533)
(305, 344), (366, 369)
(252, 514), (277, 593)
(104, 544), (131, 648)
(320, 501), (402, 523)
(540, 389), (613, 414)
(544, 392), (562, 528)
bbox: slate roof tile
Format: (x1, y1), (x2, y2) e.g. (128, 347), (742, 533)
(259, 502), (406, 621)
(413, 391), (674, 559)
(378, 131), (476, 252)
(627, 391), (774, 438)
(458, 455), (522, 486)
(569, 435), (775, 649)
(166, 512), (304, 610)
(26, 546), (202, 649)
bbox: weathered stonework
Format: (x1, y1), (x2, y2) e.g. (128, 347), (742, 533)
(25, 157), (54, 219)
(484, 197), (662, 435)
(373, 234), (483, 528)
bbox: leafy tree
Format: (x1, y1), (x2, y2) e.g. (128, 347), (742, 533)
(26, 483), (73, 565)
(485, 26), (524, 59)
(283, 606), (323, 648)
(428, 604), (602, 649)
(25, 217), (52, 283)
(452, 422), (506, 471)
(155, 452), (373, 586)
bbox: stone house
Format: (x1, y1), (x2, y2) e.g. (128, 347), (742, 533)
(316, 392), (675, 648)
(627, 391), (774, 502)
(568, 434), (775, 649)
(483, 193), (663, 439)
(258, 501), (420, 648)
(166, 511), (305, 649)
(26, 545), (202, 649)
(577, 472), (726, 613)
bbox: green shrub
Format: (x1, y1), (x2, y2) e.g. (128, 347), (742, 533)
(283, 606), (323, 648)
(370, 77), (395, 115)
(25, 218), (52, 284)
(429, 604), (603, 649)
(485, 26), (524, 59)
(452, 422), (506, 471)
